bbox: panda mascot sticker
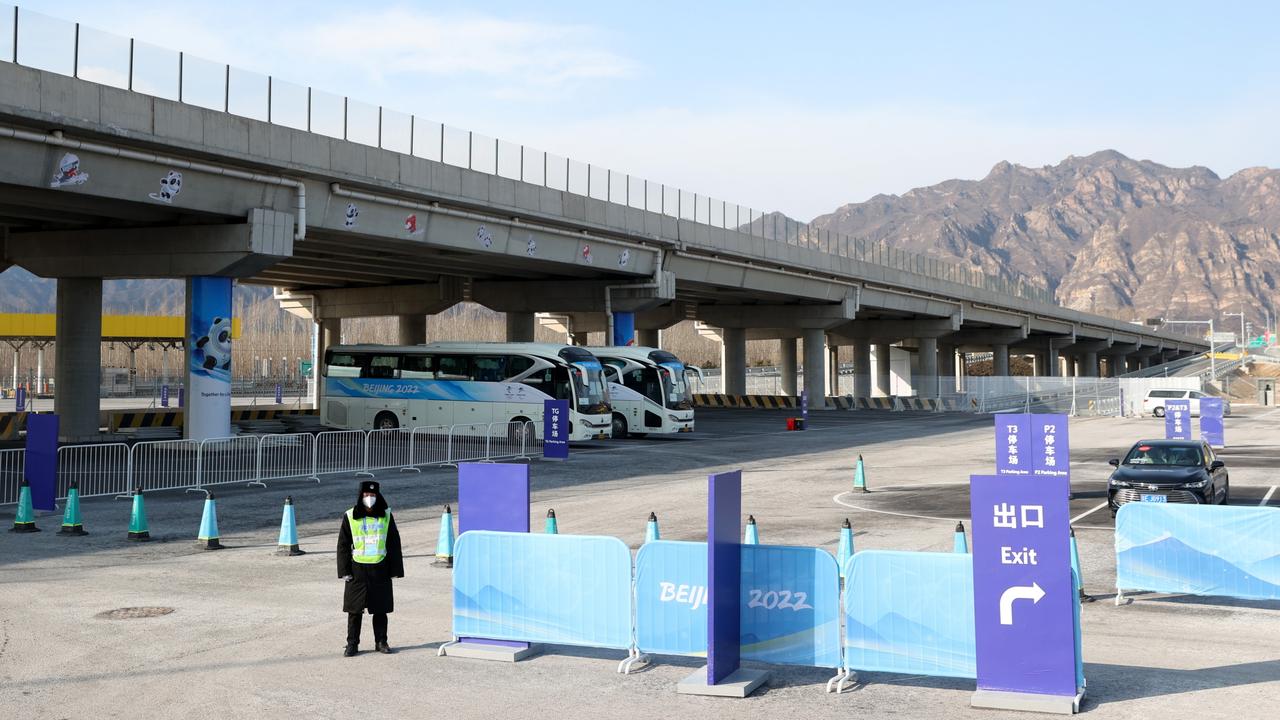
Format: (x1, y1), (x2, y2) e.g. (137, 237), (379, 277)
(149, 171), (183, 203)
(194, 316), (233, 373)
(50, 153), (90, 188)
(525, 234), (537, 257)
(344, 203), (359, 229)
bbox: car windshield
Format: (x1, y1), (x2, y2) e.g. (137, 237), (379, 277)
(1123, 444), (1204, 466)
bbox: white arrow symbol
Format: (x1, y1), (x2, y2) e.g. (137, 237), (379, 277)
(999, 582), (1045, 625)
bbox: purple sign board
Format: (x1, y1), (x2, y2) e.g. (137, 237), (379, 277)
(274, 383), (283, 404)
(457, 463), (531, 649)
(24, 413), (58, 512)
(1199, 397), (1225, 448)
(543, 399), (570, 460)
(970, 473), (1077, 697)
(160, 384), (169, 408)
(14, 385), (25, 412)
(707, 469), (743, 684)
(1165, 400), (1191, 440)
(994, 414), (1033, 476)
(801, 389), (809, 427)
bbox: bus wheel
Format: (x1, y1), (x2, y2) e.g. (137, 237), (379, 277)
(611, 413), (628, 439)
(374, 411), (399, 430)
(509, 417), (533, 445)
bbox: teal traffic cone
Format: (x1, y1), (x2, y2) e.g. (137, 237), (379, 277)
(544, 508), (559, 534)
(277, 496), (304, 556)
(434, 505), (455, 568)
(58, 480), (87, 536)
(837, 518), (854, 578)
(9, 479), (39, 533)
(645, 511), (660, 544)
(744, 515), (759, 545)
(1070, 527), (1094, 602)
(127, 487), (150, 541)
(197, 492), (223, 550)
(953, 521), (968, 554)
(853, 455), (869, 493)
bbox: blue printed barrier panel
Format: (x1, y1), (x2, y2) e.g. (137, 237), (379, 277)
(634, 541), (842, 667)
(842, 551), (977, 679)
(1200, 397), (1225, 448)
(1116, 503), (1280, 601)
(452, 531), (633, 649)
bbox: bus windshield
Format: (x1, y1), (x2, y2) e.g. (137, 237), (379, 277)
(571, 361), (608, 412)
(659, 362), (691, 408)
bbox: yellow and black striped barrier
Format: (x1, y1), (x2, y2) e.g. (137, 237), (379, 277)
(0, 412), (27, 440)
(694, 395), (963, 412)
(110, 407), (318, 431)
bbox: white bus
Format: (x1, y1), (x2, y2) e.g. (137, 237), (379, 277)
(322, 342), (613, 441)
(590, 346), (697, 438)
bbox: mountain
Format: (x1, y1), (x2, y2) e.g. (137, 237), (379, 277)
(810, 150), (1280, 330)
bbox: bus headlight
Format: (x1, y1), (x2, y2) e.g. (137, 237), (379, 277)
(668, 414), (680, 422)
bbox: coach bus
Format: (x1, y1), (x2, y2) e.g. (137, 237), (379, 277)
(322, 342), (613, 441)
(590, 346), (698, 438)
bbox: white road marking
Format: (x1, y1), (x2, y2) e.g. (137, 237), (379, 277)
(1262, 486), (1277, 507)
(833, 491), (962, 523)
(1071, 501), (1110, 524)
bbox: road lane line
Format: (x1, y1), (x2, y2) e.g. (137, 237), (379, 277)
(1262, 486), (1277, 507)
(1071, 501), (1109, 524)
(832, 492), (962, 523)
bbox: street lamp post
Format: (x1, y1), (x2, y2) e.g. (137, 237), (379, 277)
(1224, 310), (1245, 347)
(1155, 318), (1216, 380)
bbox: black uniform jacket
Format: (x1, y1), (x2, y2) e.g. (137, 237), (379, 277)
(337, 490), (404, 614)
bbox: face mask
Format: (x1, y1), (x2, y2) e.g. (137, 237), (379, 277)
(362, 496), (376, 509)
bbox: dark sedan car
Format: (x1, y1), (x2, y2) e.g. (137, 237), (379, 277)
(1108, 439), (1229, 516)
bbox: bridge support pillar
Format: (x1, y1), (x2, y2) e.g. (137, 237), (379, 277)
(505, 312), (536, 343)
(873, 343), (892, 397)
(721, 327), (747, 395)
(1083, 351), (1099, 377)
(779, 338), (798, 396)
(939, 342), (957, 393)
(918, 336), (939, 398)
(398, 315), (427, 345)
(637, 329), (661, 348)
(54, 277), (103, 441)
(853, 339), (872, 398)
(803, 327), (827, 408)
(992, 344), (1010, 377)
(828, 341), (840, 396)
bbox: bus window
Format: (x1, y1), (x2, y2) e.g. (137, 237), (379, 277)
(521, 368), (572, 401)
(472, 356), (507, 382)
(507, 356), (535, 378)
(623, 368), (663, 405)
(364, 355), (401, 379)
(436, 355), (469, 380)
(401, 355), (434, 379)
(326, 352), (363, 378)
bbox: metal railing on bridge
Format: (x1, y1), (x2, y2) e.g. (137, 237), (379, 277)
(0, 5), (1052, 305)
(0, 421), (540, 506)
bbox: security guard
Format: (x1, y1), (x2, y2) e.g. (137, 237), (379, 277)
(337, 480), (404, 656)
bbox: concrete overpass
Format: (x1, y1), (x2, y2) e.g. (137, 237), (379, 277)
(0, 14), (1205, 438)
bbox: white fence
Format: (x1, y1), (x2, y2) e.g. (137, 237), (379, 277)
(0, 420), (541, 505)
(962, 376), (1203, 416)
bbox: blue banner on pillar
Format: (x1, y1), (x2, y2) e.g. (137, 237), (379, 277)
(187, 276), (233, 440)
(612, 311), (636, 347)
(1165, 400), (1191, 440)
(24, 414), (58, 511)
(543, 399), (569, 460)
(14, 386), (25, 412)
(274, 383), (283, 404)
(995, 414), (1033, 476)
(160, 384), (169, 408)
(707, 469), (742, 684)
(1199, 398), (1225, 448)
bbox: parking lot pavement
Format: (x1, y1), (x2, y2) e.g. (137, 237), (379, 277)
(1, 407), (1278, 719)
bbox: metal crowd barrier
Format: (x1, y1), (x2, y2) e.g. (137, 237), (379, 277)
(0, 420), (546, 505)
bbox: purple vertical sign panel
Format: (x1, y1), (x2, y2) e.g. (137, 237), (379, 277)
(1031, 414), (1070, 498)
(970, 474), (1077, 697)
(457, 463), (531, 650)
(707, 469), (742, 684)
(995, 414), (1033, 476)
(1165, 400), (1191, 440)
(24, 413), (58, 512)
(543, 399), (569, 460)
(160, 384), (169, 408)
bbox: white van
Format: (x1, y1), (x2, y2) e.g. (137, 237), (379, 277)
(1142, 389), (1231, 418)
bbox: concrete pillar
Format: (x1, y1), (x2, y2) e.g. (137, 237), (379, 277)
(54, 277), (103, 440)
(956, 350), (967, 392)
(874, 343), (892, 396)
(803, 327), (826, 407)
(828, 342), (839, 396)
(721, 327), (747, 395)
(779, 337), (798, 396)
(853, 339), (872, 398)
(1083, 351), (1099, 377)
(398, 315), (427, 345)
(637, 329), (661, 348)
(992, 343), (1010, 377)
(570, 333), (589, 346)
(918, 336), (939, 397)
(1046, 345), (1061, 377)
(505, 312), (535, 343)
(320, 317), (342, 355)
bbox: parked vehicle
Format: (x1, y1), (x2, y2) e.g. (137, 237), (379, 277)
(590, 346), (700, 438)
(1142, 389), (1230, 417)
(1107, 439), (1229, 516)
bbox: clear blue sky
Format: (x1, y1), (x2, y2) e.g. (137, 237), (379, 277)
(22, 0), (1280, 219)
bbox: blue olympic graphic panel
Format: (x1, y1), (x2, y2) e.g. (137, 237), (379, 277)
(452, 531), (633, 649)
(326, 377), (551, 403)
(1116, 503), (1280, 601)
(842, 551), (977, 679)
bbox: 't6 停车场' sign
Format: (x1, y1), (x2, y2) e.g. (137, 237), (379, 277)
(969, 473), (1080, 708)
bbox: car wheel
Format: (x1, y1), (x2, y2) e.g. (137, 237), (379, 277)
(1153, 407), (1165, 417)
(374, 411), (399, 430)
(1220, 484), (1229, 505)
(611, 413), (628, 439)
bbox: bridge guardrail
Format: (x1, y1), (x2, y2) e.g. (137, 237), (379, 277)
(0, 4), (1052, 305)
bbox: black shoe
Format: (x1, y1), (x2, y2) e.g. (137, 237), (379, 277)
(344, 645), (358, 657)
(375, 641), (394, 654)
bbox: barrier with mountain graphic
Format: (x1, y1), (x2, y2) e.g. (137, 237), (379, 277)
(1116, 504), (1280, 601)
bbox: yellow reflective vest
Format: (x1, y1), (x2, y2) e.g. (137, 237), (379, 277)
(346, 509), (390, 564)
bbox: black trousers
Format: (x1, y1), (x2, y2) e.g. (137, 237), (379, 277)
(346, 612), (388, 646)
